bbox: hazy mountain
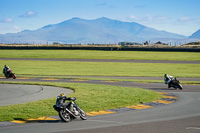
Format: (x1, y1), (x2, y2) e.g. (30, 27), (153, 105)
(189, 29), (200, 39)
(0, 17), (188, 44)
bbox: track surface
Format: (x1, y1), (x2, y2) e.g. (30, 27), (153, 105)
(0, 84), (73, 106)
(0, 59), (200, 133)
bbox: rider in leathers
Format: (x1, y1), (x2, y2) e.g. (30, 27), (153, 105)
(56, 93), (78, 111)
(3, 65), (11, 78)
(164, 74), (174, 88)
(56, 93), (72, 106)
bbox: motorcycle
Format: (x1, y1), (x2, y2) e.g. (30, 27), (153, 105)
(5, 69), (16, 79)
(53, 97), (87, 122)
(168, 77), (183, 90)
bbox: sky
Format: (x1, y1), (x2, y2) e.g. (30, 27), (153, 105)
(0, 0), (199, 36)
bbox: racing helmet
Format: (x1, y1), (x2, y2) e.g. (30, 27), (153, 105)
(60, 93), (64, 97)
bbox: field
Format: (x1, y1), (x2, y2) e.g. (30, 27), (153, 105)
(0, 50), (200, 61)
(0, 60), (199, 78)
(0, 50), (199, 121)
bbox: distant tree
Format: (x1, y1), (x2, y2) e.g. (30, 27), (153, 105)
(144, 41), (149, 45)
(53, 42), (60, 45)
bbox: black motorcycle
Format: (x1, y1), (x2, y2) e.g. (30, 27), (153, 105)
(5, 69), (16, 79)
(53, 97), (87, 122)
(169, 77), (183, 90)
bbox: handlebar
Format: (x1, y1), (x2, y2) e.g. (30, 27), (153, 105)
(71, 97), (77, 101)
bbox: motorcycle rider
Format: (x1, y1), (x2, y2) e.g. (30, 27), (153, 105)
(2, 65), (11, 78)
(164, 74), (174, 88)
(57, 93), (71, 106)
(56, 93), (78, 111)
(54, 93), (87, 122)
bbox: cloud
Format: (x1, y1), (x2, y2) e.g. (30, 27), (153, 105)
(0, 18), (13, 23)
(126, 15), (138, 21)
(145, 15), (169, 22)
(13, 25), (21, 30)
(178, 17), (190, 22)
(157, 16), (168, 21)
(126, 15), (169, 24)
(19, 11), (37, 18)
(96, 2), (107, 6)
(176, 16), (193, 25)
(180, 17), (189, 21)
(95, 2), (115, 8)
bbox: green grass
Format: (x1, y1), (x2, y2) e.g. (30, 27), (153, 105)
(0, 60), (199, 77)
(0, 50), (200, 61)
(0, 81), (162, 122)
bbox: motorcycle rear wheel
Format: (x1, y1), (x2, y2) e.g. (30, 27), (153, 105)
(59, 110), (71, 122)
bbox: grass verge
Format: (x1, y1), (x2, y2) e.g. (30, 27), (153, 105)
(0, 50), (200, 61)
(0, 60), (200, 77)
(0, 81), (162, 122)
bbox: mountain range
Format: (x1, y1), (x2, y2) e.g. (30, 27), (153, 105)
(0, 17), (199, 44)
(189, 29), (200, 39)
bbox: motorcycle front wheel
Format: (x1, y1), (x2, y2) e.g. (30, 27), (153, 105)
(174, 82), (183, 90)
(12, 74), (16, 79)
(79, 109), (87, 120)
(177, 83), (183, 90)
(59, 109), (71, 122)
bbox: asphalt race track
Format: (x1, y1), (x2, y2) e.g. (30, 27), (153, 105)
(0, 59), (200, 133)
(0, 84), (73, 106)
